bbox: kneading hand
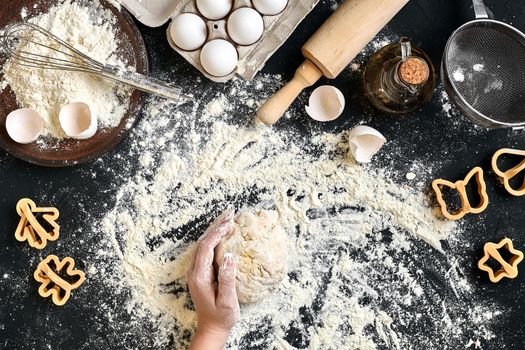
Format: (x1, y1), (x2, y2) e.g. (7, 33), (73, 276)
(187, 208), (240, 350)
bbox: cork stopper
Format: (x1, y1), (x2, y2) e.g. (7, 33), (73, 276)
(398, 57), (429, 85)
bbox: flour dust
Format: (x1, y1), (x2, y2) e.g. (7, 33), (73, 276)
(1, 0), (132, 140)
(77, 69), (501, 350)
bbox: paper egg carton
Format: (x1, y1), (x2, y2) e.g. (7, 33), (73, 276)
(119, 0), (320, 82)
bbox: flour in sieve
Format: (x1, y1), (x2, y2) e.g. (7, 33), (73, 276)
(1, 0), (132, 139)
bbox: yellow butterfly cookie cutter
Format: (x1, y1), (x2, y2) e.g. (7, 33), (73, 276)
(15, 198), (60, 249)
(34, 255), (86, 306)
(432, 167), (489, 221)
(492, 148), (525, 196)
(478, 238), (524, 283)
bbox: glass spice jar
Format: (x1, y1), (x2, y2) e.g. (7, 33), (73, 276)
(363, 37), (436, 115)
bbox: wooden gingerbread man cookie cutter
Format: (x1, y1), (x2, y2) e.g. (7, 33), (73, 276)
(432, 167), (489, 221)
(34, 255), (85, 306)
(491, 148), (525, 196)
(15, 198), (60, 249)
(478, 238), (524, 283)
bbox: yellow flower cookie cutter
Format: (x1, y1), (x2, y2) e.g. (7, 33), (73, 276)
(432, 167), (489, 221)
(15, 198), (60, 249)
(34, 255), (86, 306)
(478, 238), (524, 283)
(491, 148), (525, 196)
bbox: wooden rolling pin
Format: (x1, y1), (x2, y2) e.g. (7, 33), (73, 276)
(257, 0), (410, 125)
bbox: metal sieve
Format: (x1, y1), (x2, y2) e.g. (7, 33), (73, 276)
(442, 0), (525, 128)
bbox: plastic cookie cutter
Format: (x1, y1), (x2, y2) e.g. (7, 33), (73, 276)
(14, 198), (60, 249)
(491, 148), (525, 196)
(34, 255), (86, 306)
(432, 166), (489, 221)
(478, 238), (524, 283)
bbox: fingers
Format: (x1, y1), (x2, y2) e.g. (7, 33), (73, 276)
(217, 253), (239, 309)
(192, 207), (235, 279)
(199, 206), (235, 242)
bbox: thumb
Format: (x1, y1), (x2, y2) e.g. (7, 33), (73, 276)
(217, 253), (239, 306)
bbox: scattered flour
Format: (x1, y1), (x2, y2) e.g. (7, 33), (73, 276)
(405, 172), (416, 180)
(0, 3), (508, 348)
(20, 7), (28, 19)
(440, 89), (456, 119)
(1, 0), (132, 139)
(344, 33), (398, 75)
(82, 73), (500, 349)
(350, 62), (361, 72)
(204, 94), (230, 118)
(437, 87), (483, 134)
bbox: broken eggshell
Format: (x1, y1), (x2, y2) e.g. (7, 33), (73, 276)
(348, 126), (386, 163)
(305, 85), (345, 122)
(59, 102), (97, 140)
(5, 108), (44, 144)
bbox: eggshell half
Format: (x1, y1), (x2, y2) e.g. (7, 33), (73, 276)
(59, 102), (97, 140)
(5, 108), (44, 144)
(348, 126), (386, 163)
(305, 86), (345, 122)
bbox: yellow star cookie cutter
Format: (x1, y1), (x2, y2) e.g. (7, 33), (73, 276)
(492, 148), (525, 196)
(478, 238), (524, 283)
(432, 167), (489, 221)
(34, 255), (86, 306)
(15, 198), (60, 249)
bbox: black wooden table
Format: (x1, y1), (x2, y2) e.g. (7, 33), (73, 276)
(1, 0), (524, 349)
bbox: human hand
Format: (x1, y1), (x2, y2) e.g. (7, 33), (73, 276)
(187, 208), (240, 350)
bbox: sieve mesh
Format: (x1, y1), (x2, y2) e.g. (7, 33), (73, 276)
(444, 21), (525, 124)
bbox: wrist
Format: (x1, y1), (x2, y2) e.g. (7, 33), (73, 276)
(190, 326), (231, 350)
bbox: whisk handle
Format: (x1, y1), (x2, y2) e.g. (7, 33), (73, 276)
(101, 68), (183, 101)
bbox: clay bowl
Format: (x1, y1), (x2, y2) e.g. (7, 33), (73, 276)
(0, 0), (148, 167)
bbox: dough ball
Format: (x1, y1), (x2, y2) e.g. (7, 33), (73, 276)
(215, 210), (288, 304)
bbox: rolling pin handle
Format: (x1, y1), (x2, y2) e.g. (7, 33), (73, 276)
(257, 60), (323, 125)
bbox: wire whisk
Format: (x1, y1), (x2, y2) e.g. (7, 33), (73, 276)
(0, 22), (187, 102)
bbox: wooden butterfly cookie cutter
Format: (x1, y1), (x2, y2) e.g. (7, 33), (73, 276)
(432, 167), (489, 221)
(34, 255), (85, 306)
(15, 198), (60, 249)
(492, 148), (525, 196)
(478, 238), (524, 283)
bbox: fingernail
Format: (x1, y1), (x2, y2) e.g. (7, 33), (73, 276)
(223, 206), (234, 221)
(221, 253), (234, 271)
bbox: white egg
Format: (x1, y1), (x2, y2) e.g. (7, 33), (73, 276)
(5, 108), (43, 144)
(169, 13), (207, 51)
(200, 39), (238, 77)
(305, 85), (345, 122)
(227, 8), (264, 46)
(252, 0), (288, 15)
(196, 0), (232, 20)
(59, 102), (97, 140)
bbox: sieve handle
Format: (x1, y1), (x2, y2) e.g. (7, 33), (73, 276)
(472, 0), (489, 19)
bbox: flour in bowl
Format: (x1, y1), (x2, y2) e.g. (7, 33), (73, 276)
(1, 0), (132, 139)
